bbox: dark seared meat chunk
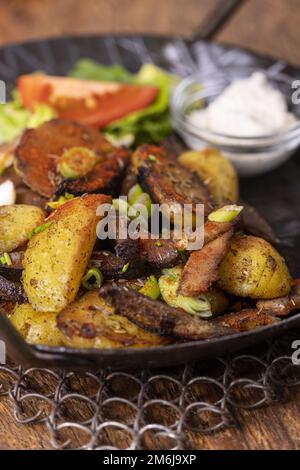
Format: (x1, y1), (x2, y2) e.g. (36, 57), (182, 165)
(90, 235), (181, 280)
(256, 284), (300, 317)
(115, 237), (140, 262)
(139, 238), (181, 269)
(161, 134), (187, 159)
(214, 308), (278, 331)
(15, 119), (129, 197)
(56, 147), (129, 196)
(119, 165), (138, 196)
(240, 202), (279, 245)
(101, 285), (233, 340)
(0, 251), (24, 281)
(133, 144), (214, 216)
(89, 250), (147, 280)
(204, 220), (233, 244)
(180, 229), (233, 296)
(0, 275), (27, 303)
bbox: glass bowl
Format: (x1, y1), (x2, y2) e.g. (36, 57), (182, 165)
(171, 66), (300, 176)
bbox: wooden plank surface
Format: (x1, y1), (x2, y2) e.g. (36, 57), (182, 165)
(0, 0), (299, 450)
(217, 0), (300, 66)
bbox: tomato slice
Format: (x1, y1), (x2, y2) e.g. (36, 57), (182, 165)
(17, 74), (158, 128)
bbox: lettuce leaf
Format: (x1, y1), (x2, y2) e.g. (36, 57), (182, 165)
(0, 92), (56, 144)
(70, 59), (134, 83)
(69, 60), (176, 144)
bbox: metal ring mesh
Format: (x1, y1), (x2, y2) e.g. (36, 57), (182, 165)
(1, 329), (300, 449)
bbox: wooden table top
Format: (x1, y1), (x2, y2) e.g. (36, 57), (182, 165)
(0, 0), (300, 450)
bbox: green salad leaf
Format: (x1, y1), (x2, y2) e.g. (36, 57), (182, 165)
(69, 60), (176, 144)
(70, 59), (134, 83)
(0, 92), (56, 144)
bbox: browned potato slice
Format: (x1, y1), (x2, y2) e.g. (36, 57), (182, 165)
(57, 291), (169, 349)
(10, 303), (64, 346)
(178, 148), (239, 205)
(219, 234), (292, 299)
(0, 204), (45, 253)
(23, 194), (111, 312)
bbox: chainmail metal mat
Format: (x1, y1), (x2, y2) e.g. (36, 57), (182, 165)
(1, 329), (300, 450)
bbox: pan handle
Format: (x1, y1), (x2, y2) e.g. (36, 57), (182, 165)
(190, 0), (246, 41)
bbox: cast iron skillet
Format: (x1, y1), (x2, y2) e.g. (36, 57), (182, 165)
(0, 34), (299, 370)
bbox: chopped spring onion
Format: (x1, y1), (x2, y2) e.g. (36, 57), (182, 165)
(58, 147), (98, 179)
(47, 193), (75, 209)
(0, 252), (12, 265)
(112, 198), (130, 215)
(208, 205), (243, 223)
(179, 249), (188, 262)
(139, 275), (160, 300)
(121, 262), (130, 273)
(29, 222), (53, 239)
(127, 183), (143, 205)
(159, 266), (212, 317)
(148, 154), (157, 162)
(129, 192), (152, 219)
(81, 268), (104, 290)
(104, 132), (134, 148)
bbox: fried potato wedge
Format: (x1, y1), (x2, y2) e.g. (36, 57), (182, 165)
(15, 119), (128, 197)
(133, 144), (214, 216)
(10, 303), (64, 346)
(219, 234), (292, 299)
(0, 204), (45, 253)
(57, 291), (169, 349)
(178, 148), (239, 205)
(23, 194), (111, 312)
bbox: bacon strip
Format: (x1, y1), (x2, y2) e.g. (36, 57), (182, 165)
(180, 228), (233, 296)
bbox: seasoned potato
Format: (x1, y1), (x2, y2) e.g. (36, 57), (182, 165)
(10, 304), (64, 346)
(57, 291), (169, 349)
(23, 194), (111, 312)
(178, 148), (239, 205)
(219, 234), (292, 299)
(0, 204), (45, 253)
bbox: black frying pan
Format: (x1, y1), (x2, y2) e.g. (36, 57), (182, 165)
(0, 34), (299, 370)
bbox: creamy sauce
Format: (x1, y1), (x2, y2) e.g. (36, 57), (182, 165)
(189, 72), (297, 137)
